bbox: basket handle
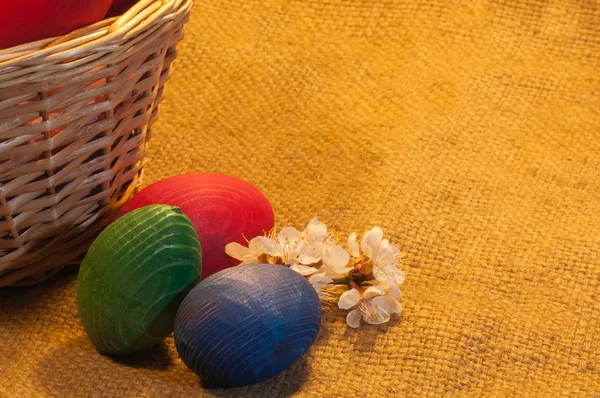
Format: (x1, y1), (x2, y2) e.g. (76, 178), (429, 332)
(108, 0), (166, 34)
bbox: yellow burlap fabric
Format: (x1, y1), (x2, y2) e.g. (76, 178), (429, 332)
(2, 0), (600, 396)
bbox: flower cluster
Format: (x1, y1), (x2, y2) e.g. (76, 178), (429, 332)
(225, 218), (405, 328)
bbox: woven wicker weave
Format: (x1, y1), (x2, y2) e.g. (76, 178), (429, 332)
(0, 0), (192, 287)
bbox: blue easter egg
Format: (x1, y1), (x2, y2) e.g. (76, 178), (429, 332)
(174, 263), (322, 387)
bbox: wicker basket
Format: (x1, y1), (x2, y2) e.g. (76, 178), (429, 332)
(0, 0), (192, 287)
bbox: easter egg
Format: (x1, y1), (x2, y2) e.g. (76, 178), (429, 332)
(116, 174), (274, 279)
(174, 263), (322, 387)
(39, 0), (112, 41)
(0, 1), (55, 48)
(0, 0), (112, 49)
(77, 205), (202, 355)
(106, 0), (139, 17)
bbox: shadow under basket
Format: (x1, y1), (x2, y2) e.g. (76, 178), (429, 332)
(0, 0), (193, 287)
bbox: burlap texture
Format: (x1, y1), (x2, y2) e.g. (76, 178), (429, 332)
(1, 0), (600, 396)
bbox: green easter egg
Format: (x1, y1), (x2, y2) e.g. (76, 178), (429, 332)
(77, 205), (202, 355)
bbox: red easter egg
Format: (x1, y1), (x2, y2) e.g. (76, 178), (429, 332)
(0, 1), (54, 49)
(116, 174), (275, 278)
(40, 0), (112, 40)
(106, 0), (140, 18)
(0, 0), (111, 49)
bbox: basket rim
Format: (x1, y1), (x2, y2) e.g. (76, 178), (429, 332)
(0, 0), (191, 76)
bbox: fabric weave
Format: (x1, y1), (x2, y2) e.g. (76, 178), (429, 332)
(1, 0), (599, 396)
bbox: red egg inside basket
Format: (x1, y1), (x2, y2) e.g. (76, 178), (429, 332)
(116, 173), (275, 278)
(0, 0), (112, 49)
(106, 0), (140, 17)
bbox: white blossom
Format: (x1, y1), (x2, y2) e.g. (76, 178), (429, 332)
(347, 227), (405, 298)
(308, 272), (334, 298)
(226, 218), (352, 277)
(338, 286), (402, 328)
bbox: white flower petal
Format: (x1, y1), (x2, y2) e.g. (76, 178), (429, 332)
(290, 264), (319, 276)
(252, 236), (280, 257)
(365, 309), (391, 324)
(388, 279), (402, 299)
(308, 271), (325, 281)
(320, 264), (353, 278)
(308, 272), (333, 285)
(378, 256), (399, 269)
(338, 289), (360, 309)
(305, 217), (328, 242)
(358, 298), (390, 324)
(278, 226), (302, 246)
(361, 227), (384, 258)
(371, 295), (402, 314)
(346, 309), (362, 328)
(322, 276), (334, 285)
(308, 272), (333, 294)
(323, 245), (350, 269)
(327, 266), (354, 276)
(375, 239), (392, 261)
(379, 265), (405, 289)
(364, 286), (387, 299)
(394, 268), (406, 285)
(347, 232), (360, 257)
(372, 265), (387, 282)
(372, 279), (391, 290)
(299, 242), (325, 264)
(381, 239), (400, 257)
(379, 238), (390, 250)
(375, 240), (400, 268)
(224, 242), (252, 261)
(248, 237), (264, 252)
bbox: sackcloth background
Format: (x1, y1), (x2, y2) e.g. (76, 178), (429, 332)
(1, 0), (600, 396)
